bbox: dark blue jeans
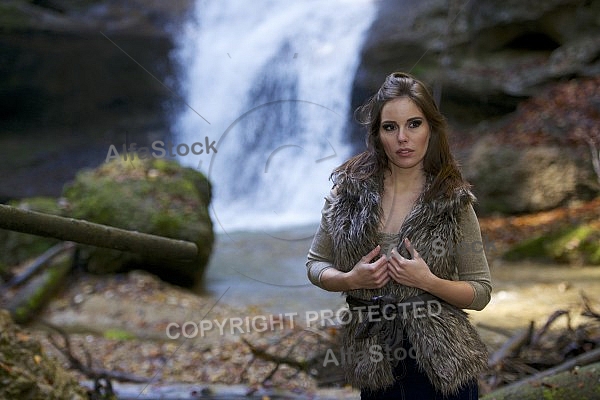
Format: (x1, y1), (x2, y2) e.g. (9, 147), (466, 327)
(360, 335), (478, 400)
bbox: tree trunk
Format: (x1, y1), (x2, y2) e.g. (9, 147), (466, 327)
(0, 204), (197, 261)
(481, 361), (600, 400)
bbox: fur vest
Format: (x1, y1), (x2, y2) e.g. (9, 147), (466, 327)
(325, 170), (488, 395)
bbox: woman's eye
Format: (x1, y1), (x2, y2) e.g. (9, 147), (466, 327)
(381, 122), (397, 132)
(408, 119), (422, 129)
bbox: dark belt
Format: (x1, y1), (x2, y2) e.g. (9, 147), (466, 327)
(346, 292), (440, 341)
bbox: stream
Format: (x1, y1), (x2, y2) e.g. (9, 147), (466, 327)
(202, 224), (346, 323)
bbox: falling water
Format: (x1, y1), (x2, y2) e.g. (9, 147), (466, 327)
(174, 0), (376, 234)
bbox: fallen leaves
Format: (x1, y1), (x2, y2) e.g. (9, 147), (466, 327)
(479, 197), (600, 259)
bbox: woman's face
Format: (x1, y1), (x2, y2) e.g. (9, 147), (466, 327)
(379, 97), (430, 172)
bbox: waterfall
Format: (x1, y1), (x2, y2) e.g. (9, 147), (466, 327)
(174, 0), (376, 234)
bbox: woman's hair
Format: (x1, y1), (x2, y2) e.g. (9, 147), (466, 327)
(333, 71), (469, 199)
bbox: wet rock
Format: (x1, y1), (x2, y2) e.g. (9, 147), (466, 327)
(465, 77), (600, 214)
(0, 0), (194, 200)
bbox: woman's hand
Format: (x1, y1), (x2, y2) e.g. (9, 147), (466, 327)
(388, 238), (476, 308)
(347, 245), (390, 290)
(387, 238), (435, 290)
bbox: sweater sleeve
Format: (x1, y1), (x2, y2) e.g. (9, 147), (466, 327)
(456, 204), (493, 311)
(306, 192), (336, 288)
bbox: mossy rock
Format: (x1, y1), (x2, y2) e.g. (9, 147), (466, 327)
(0, 309), (88, 399)
(0, 197), (65, 266)
(62, 158), (214, 287)
(503, 222), (600, 265)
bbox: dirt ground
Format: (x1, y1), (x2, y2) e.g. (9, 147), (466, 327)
(25, 257), (600, 399)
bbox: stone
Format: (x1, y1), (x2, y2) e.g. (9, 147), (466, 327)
(0, 0), (195, 200)
(0, 158), (214, 288)
(63, 158), (214, 288)
(466, 138), (582, 214)
(351, 0), (600, 128)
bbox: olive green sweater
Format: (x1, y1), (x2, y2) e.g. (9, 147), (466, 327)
(306, 197), (492, 311)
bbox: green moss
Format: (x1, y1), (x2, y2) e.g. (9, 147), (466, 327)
(153, 158), (180, 175)
(8, 253), (72, 324)
(62, 158), (214, 286)
(103, 328), (136, 340)
(503, 223), (600, 265)
(0, 310), (88, 399)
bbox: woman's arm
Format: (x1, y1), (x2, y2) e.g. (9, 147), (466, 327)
(317, 245), (389, 291)
(388, 238), (477, 308)
(307, 218), (390, 292)
(307, 192), (389, 292)
(453, 204), (492, 310)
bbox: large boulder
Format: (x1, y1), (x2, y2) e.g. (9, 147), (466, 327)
(62, 158), (214, 288)
(466, 139), (584, 214)
(0, 0), (194, 200)
(0, 309), (87, 399)
(465, 77), (600, 214)
(0, 158), (214, 288)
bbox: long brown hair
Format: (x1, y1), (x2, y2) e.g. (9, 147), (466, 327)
(333, 72), (469, 200)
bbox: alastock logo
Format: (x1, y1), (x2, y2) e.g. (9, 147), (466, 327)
(105, 138), (217, 162)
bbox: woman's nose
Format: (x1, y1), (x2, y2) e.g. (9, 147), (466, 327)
(397, 128), (408, 142)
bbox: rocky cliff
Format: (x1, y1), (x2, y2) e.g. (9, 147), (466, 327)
(352, 0), (600, 213)
(0, 0), (194, 200)
(353, 0), (600, 127)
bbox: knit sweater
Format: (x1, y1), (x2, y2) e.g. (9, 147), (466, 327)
(306, 193), (492, 310)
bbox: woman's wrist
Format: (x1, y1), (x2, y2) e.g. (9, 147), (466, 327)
(320, 267), (356, 292)
(344, 269), (357, 291)
(421, 273), (440, 293)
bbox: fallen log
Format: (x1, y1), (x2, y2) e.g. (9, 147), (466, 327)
(488, 321), (534, 369)
(481, 360), (600, 400)
(1, 242), (75, 291)
(5, 243), (75, 323)
(0, 204), (197, 261)
(486, 346), (600, 396)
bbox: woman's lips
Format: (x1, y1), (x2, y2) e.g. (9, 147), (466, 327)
(396, 148), (414, 156)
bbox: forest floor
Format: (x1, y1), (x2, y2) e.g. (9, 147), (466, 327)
(24, 198), (600, 399)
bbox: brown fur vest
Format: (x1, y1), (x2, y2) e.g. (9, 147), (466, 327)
(325, 171), (488, 395)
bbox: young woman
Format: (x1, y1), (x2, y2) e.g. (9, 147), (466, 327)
(307, 72), (492, 399)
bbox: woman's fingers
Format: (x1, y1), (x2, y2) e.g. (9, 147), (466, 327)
(362, 245), (382, 263)
(403, 237), (421, 259)
(353, 246), (390, 288)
